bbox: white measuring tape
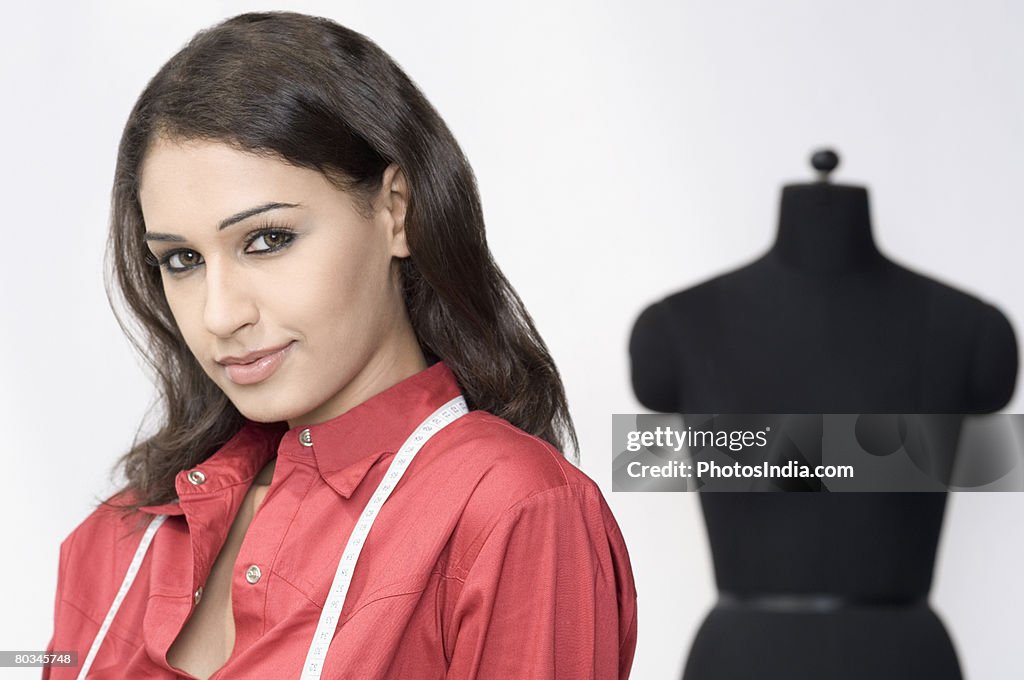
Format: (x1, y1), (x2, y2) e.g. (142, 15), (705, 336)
(76, 395), (468, 679)
(300, 394), (468, 678)
(76, 513), (167, 680)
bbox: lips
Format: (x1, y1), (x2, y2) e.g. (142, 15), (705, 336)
(219, 341), (295, 385)
(217, 342), (295, 366)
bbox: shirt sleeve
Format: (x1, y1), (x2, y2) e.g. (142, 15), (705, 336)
(444, 484), (637, 680)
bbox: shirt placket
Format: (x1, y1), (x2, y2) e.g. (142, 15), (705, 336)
(229, 429), (314, 655)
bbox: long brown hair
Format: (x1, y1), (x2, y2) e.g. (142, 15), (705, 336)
(105, 11), (578, 512)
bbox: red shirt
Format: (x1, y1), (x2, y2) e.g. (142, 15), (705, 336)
(45, 361), (637, 679)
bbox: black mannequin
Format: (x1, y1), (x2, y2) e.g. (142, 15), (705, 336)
(629, 150), (1018, 679)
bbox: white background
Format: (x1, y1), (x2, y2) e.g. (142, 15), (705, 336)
(2, 1), (1022, 678)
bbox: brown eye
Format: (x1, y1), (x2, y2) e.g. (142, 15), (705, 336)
(162, 249), (204, 273)
(246, 230), (295, 253)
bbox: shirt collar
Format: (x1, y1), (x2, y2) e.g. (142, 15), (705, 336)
(137, 420), (284, 515)
(137, 361), (463, 513)
(282, 360), (463, 498)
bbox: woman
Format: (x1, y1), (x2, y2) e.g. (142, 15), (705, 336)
(44, 10), (637, 680)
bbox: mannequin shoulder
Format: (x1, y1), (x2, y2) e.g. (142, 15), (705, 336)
(889, 260), (1004, 313)
(892, 263), (1018, 409)
(967, 302), (1019, 411)
(633, 262), (759, 331)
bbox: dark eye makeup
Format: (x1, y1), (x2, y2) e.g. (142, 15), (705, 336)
(144, 222), (299, 275)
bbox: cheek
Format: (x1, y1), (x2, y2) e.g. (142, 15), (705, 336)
(163, 288), (203, 349)
(288, 236), (393, 338)
(296, 258), (399, 368)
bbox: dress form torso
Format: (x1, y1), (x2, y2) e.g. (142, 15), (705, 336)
(629, 180), (1018, 679)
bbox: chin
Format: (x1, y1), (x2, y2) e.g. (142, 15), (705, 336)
(228, 392), (309, 425)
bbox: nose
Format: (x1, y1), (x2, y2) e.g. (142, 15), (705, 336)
(202, 257), (259, 338)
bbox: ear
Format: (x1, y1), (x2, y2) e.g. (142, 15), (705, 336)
(377, 163), (411, 258)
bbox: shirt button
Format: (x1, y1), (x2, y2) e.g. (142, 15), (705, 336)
(245, 565), (262, 584)
(194, 586), (204, 605)
(299, 428), (313, 447)
(187, 470), (207, 485)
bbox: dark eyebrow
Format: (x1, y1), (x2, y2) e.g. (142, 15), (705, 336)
(143, 202), (301, 242)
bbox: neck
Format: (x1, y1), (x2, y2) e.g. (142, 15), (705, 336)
(770, 183), (884, 274)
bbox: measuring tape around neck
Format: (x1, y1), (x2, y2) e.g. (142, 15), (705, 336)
(300, 394), (468, 678)
(76, 395), (468, 679)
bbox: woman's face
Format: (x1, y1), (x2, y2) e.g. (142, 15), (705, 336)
(138, 137), (426, 428)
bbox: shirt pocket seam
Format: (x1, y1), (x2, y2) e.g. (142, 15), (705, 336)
(62, 597), (143, 647)
(273, 569), (428, 624)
